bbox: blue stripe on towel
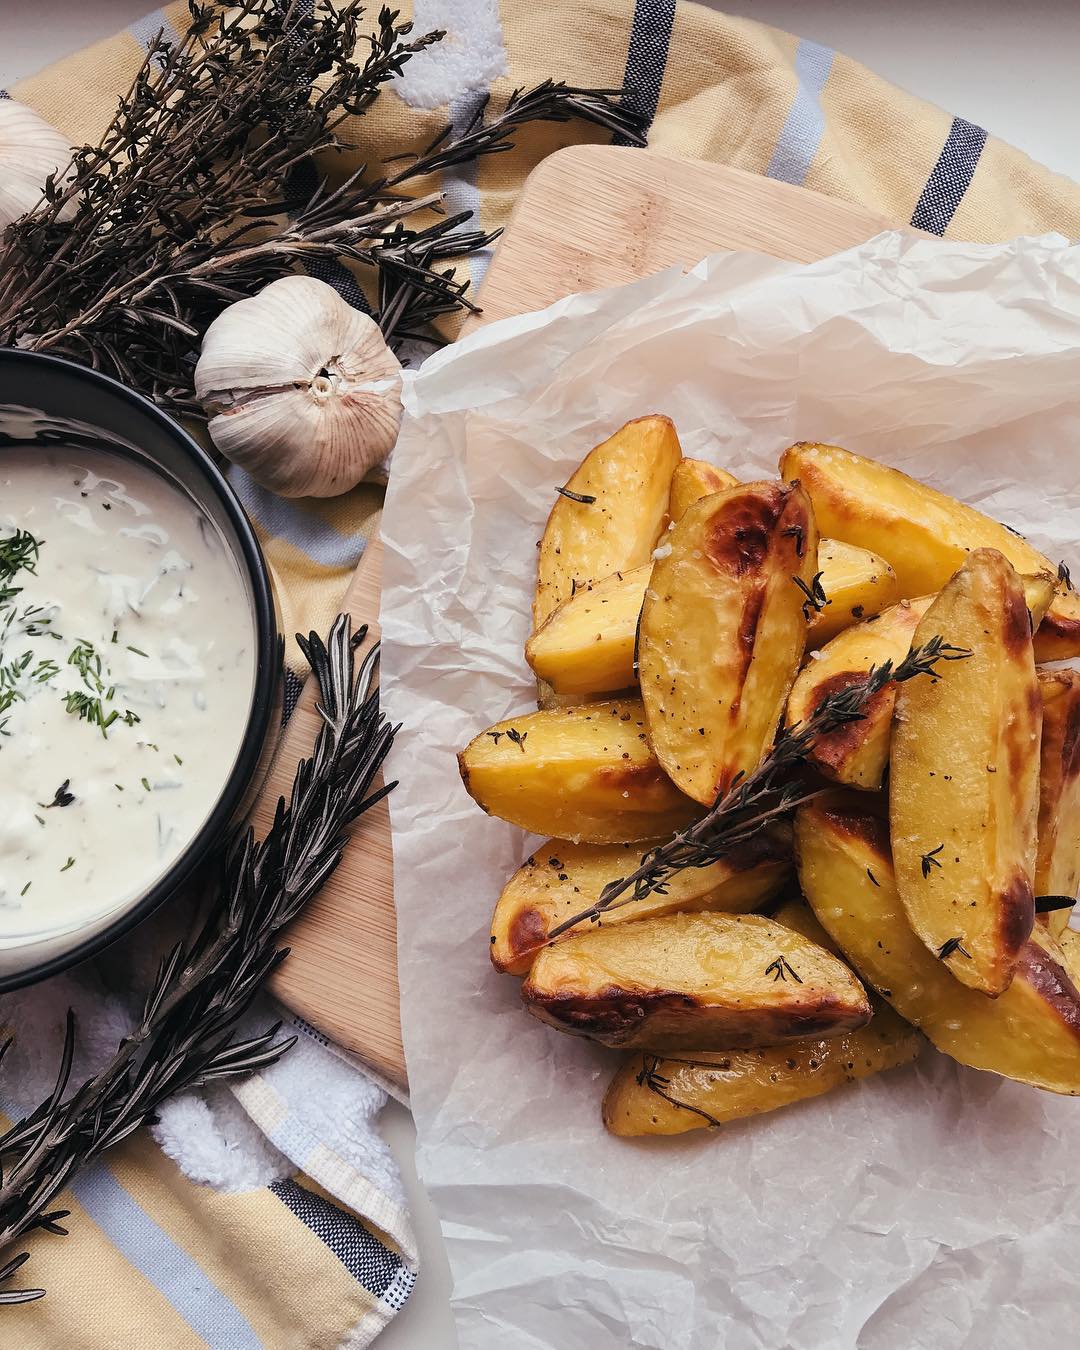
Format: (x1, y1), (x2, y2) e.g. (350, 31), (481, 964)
(614, 0), (676, 146)
(765, 38), (836, 186)
(72, 1164), (262, 1347)
(129, 9), (182, 51)
(911, 116), (988, 235)
(445, 91), (496, 290)
(229, 467), (369, 570)
(270, 1177), (404, 1297)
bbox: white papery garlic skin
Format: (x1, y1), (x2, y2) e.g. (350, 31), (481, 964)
(194, 275), (404, 498)
(0, 99), (74, 229)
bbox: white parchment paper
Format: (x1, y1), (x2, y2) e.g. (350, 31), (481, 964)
(381, 232), (1080, 1350)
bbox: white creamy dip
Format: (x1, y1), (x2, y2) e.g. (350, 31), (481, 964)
(0, 448), (255, 942)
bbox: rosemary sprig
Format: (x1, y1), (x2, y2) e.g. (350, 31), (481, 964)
(1035, 895), (1075, 914)
(0, 2), (646, 412)
(765, 955), (803, 984)
(547, 636), (972, 939)
(0, 617), (396, 1304)
(937, 937), (971, 960)
(634, 1055), (724, 1129)
(793, 571), (828, 621)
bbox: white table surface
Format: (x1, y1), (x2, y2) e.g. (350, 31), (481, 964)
(3, 4), (1077, 1348)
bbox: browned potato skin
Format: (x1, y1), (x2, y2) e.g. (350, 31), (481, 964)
(808, 539), (899, 645)
(1036, 670), (1080, 938)
(890, 551), (1039, 997)
(779, 441), (1080, 661)
(672, 462), (899, 650)
(533, 416), (682, 627)
(795, 796), (1080, 1093)
(668, 458), (738, 520)
(490, 828), (792, 974)
(639, 480), (818, 804)
(458, 700), (698, 844)
(521, 911), (871, 1052)
(602, 1003), (919, 1136)
(787, 597), (934, 789)
(786, 573), (1053, 792)
(530, 538), (897, 698)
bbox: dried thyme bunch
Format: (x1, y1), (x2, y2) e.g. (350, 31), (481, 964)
(0, 617), (395, 1304)
(0, 1), (645, 414)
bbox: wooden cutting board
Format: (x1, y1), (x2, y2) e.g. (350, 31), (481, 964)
(260, 144), (898, 1089)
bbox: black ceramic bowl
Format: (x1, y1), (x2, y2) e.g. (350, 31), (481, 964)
(0, 349), (280, 988)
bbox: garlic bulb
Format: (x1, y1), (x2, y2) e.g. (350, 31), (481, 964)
(194, 275), (404, 498)
(0, 99), (74, 229)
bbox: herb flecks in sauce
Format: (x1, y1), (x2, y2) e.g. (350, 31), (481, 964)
(0, 449), (255, 936)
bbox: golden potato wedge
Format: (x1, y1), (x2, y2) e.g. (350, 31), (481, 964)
(533, 416), (682, 627)
(779, 441), (1080, 661)
(458, 700), (698, 844)
(639, 481), (818, 804)
(787, 597), (934, 789)
(890, 551), (1039, 996)
(527, 565), (650, 696)
(602, 1002), (919, 1136)
(1036, 670), (1080, 938)
(668, 457), (739, 520)
(795, 796), (1080, 1093)
(786, 570), (1053, 792)
(770, 894), (840, 951)
(490, 828), (792, 974)
(529, 537), (898, 699)
(534, 682), (633, 711)
(521, 910), (871, 1051)
(671, 456), (898, 649)
(808, 539), (899, 645)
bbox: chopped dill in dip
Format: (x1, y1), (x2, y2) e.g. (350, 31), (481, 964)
(0, 448), (255, 942)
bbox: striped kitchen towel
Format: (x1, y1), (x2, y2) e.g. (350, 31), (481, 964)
(0, 959), (416, 1349)
(7, 2), (1080, 1346)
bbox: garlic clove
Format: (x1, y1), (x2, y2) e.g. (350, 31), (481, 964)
(0, 100), (75, 229)
(195, 274), (404, 498)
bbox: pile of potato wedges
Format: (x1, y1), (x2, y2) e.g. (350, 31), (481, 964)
(458, 418), (1080, 1137)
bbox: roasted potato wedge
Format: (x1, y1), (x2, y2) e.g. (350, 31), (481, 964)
(1061, 927), (1080, 976)
(770, 894), (840, 950)
(786, 570), (1053, 792)
(787, 597), (934, 789)
(534, 684), (617, 711)
(668, 457), (739, 520)
(796, 796), (1080, 1093)
(490, 829), (792, 974)
(527, 565), (650, 696)
(639, 481), (818, 804)
(1036, 670), (1080, 938)
(890, 551), (1039, 996)
(521, 911), (871, 1051)
(603, 1002), (918, 1136)
(808, 539), (899, 644)
(533, 415), (682, 627)
(458, 700), (698, 844)
(780, 441), (1080, 661)
(529, 536), (897, 698)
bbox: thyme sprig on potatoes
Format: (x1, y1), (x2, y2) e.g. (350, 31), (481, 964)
(547, 637), (972, 939)
(0, 618), (395, 1305)
(0, 1), (645, 414)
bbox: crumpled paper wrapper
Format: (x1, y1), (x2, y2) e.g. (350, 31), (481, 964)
(381, 232), (1080, 1350)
